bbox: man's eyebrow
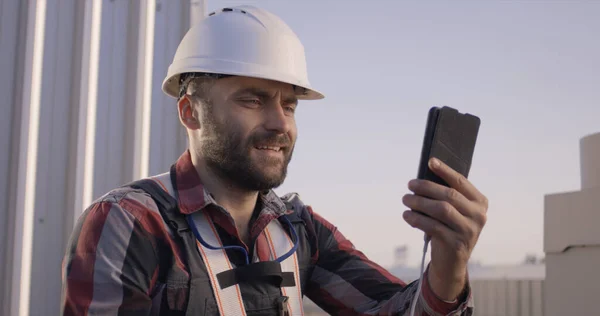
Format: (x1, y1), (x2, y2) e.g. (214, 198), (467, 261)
(282, 95), (298, 105)
(234, 87), (298, 104)
(234, 87), (271, 98)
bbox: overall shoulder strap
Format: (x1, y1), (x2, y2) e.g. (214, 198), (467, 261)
(126, 166), (190, 234)
(128, 178), (177, 213)
(127, 174), (190, 235)
(124, 166), (206, 316)
(263, 216), (305, 316)
(123, 175), (184, 314)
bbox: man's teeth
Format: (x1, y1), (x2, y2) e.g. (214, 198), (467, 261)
(257, 146), (281, 151)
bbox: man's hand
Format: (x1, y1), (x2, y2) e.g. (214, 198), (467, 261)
(401, 157), (488, 301)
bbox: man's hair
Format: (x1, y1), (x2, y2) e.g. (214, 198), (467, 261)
(178, 72), (233, 103)
(180, 74), (217, 107)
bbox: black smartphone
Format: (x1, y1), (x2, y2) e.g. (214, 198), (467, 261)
(417, 106), (481, 189)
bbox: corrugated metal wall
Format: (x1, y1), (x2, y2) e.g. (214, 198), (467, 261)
(303, 279), (545, 316)
(0, 0), (201, 315)
(471, 280), (545, 316)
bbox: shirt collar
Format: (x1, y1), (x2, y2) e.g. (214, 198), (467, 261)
(173, 150), (287, 216)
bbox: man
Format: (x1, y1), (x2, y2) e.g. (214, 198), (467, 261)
(61, 5), (487, 316)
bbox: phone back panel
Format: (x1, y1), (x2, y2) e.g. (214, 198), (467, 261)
(417, 106), (481, 187)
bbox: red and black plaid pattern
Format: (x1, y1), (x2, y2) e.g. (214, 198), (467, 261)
(61, 150), (473, 315)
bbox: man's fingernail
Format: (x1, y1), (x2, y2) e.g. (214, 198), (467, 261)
(430, 158), (440, 168)
(403, 211), (416, 225)
(408, 179), (417, 188)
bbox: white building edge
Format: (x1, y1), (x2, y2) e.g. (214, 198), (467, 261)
(543, 132), (600, 316)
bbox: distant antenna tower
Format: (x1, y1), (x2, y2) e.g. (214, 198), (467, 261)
(394, 245), (408, 266)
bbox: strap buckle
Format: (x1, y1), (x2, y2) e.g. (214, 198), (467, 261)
(277, 296), (290, 316)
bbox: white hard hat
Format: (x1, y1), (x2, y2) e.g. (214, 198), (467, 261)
(162, 5), (324, 100)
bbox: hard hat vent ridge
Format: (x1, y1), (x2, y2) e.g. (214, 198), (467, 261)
(209, 7), (248, 17)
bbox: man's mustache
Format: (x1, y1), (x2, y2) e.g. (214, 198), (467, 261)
(251, 132), (292, 148)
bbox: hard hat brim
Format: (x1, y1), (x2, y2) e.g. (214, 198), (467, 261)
(162, 58), (325, 101)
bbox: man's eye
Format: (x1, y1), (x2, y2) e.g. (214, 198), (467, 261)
(241, 99), (261, 106)
(284, 106), (296, 114)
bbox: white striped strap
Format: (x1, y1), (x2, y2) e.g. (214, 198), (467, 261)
(265, 218), (304, 316)
(191, 212), (247, 316)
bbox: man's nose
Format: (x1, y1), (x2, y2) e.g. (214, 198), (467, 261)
(263, 103), (292, 134)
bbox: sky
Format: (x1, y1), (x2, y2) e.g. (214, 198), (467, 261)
(206, 0), (600, 267)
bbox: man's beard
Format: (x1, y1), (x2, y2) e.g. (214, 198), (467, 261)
(200, 115), (294, 192)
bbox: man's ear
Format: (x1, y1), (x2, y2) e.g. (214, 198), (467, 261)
(178, 95), (201, 130)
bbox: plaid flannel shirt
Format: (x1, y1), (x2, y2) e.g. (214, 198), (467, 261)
(61, 150), (473, 315)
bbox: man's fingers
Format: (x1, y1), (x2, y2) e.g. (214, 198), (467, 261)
(402, 194), (469, 233)
(428, 158), (488, 208)
(407, 179), (479, 219)
(403, 210), (456, 241)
